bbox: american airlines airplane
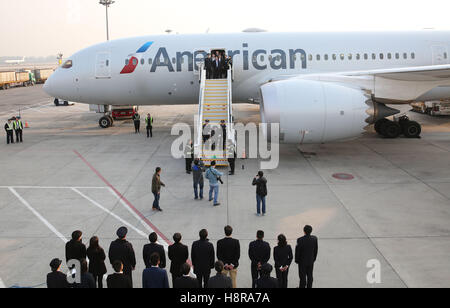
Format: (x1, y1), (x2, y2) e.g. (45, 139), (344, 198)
(44, 31), (450, 144)
(5, 56), (25, 65)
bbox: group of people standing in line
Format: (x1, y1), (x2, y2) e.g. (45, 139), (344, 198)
(4, 116), (24, 144)
(132, 112), (154, 138)
(47, 225), (318, 289)
(204, 50), (233, 79)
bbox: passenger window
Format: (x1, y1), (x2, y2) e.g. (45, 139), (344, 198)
(411, 52), (415, 59)
(140, 58), (145, 65)
(132, 58), (138, 66)
(172, 58), (176, 64)
(308, 54), (313, 61)
(387, 53), (392, 59)
(445, 52), (448, 59)
(403, 53), (407, 59)
(106, 60), (109, 67)
(379, 53), (384, 60)
(332, 54), (337, 60)
(324, 54), (329, 61)
(356, 54), (360, 60)
(340, 54), (345, 60)
(301, 54), (306, 61)
(62, 60), (73, 69)
(148, 58), (152, 65)
(316, 54), (321, 61)
(395, 53), (400, 59)
(348, 54), (352, 60)
(372, 53), (376, 60)
(125, 59), (129, 65)
(364, 54), (368, 60)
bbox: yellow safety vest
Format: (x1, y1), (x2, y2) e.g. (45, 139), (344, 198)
(6, 122), (13, 131)
(14, 121), (23, 130)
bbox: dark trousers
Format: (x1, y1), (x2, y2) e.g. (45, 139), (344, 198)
(251, 264), (261, 288)
(125, 272), (133, 288)
(152, 192), (160, 210)
(228, 159), (235, 174)
(146, 125), (153, 138)
(134, 120), (140, 133)
(15, 129), (23, 142)
(172, 274), (181, 287)
(276, 268), (289, 288)
(93, 274), (103, 288)
(299, 264), (314, 288)
(6, 131), (14, 144)
(185, 158), (193, 173)
(197, 273), (210, 288)
(194, 182), (204, 199)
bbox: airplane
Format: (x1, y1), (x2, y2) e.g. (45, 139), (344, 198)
(44, 31), (450, 144)
(5, 56), (25, 65)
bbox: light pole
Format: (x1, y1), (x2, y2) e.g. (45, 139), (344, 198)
(99, 0), (115, 41)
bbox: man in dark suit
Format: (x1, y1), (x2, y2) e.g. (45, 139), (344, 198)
(173, 263), (198, 289)
(204, 53), (212, 79)
(142, 253), (170, 288)
(65, 230), (87, 263)
(213, 54), (222, 79)
(191, 229), (215, 288)
(47, 258), (70, 288)
(107, 260), (132, 288)
(168, 233), (189, 286)
(256, 263), (279, 288)
(248, 230), (271, 288)
(108, 227), (136, 287)
(295, 225), (318, 288)
(208, 261), (232, 289)
(217, 225), (240, 288)
(143, 232), (166, 269)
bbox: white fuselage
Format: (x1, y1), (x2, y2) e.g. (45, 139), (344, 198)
(44, 31), (450, 106)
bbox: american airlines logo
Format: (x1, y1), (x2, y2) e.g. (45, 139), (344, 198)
(121, 42), (307, 74)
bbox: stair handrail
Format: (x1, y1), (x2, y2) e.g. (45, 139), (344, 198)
(195, 64), (207, 157)
(226, 68), (235, 150)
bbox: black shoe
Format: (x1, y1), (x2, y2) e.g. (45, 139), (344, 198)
(214, 203), (221, 206)
(158, 208), (163, 212)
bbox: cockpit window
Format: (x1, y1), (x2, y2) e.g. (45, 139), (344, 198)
(62, 60), (73, 69)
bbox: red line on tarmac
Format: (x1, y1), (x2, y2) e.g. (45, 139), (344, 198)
(73, 150), (172, 245)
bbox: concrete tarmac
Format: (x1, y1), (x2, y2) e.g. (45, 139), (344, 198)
(0, 86), (450, 288)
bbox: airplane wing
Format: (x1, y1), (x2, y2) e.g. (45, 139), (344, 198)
(289, 64), (450, 103)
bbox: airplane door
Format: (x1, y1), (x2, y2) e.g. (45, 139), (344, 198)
(95, 52), (111, 79)
(431, 46), (448, 65)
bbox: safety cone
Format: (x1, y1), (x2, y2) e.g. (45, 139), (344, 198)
(242, 150), (246, 159)
(25, 121), (29, 128)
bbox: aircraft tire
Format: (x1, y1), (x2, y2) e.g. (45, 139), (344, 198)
(375, 119), (390, 135)
(99, 116), (112, 129)
(403, 121), (421, 138)
(380, 120), (401, 139)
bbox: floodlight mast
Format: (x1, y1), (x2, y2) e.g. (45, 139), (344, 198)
(99, 0), (115, 41)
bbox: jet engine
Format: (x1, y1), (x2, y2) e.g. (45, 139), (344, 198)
(259, 79), (396, 144)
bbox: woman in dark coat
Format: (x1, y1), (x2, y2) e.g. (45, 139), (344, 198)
(87, 236), (107, 288)
(273, 234), (293, 288)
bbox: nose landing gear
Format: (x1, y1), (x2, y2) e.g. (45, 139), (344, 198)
(99, 115), (114, 128)
(375, 115), (421, 139)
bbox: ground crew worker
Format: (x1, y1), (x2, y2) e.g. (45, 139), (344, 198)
(4, 118), (14, 144)
(184, 140), (194, 174)
(133, 112), (141, 133)
(145, 113), (153, 138)
(227, 143), (236, 176)
(14, 116), (23, 143)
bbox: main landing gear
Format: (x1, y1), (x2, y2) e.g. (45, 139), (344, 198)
(374, 115), (421, 139)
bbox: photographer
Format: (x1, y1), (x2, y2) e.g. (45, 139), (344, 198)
(205, 161), (223, 206)
(252, 171), (268, 216)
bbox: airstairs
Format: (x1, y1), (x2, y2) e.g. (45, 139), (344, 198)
(195, 67), (235, 166)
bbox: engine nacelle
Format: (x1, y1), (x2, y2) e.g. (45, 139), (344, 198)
(260, 79), (374, 144)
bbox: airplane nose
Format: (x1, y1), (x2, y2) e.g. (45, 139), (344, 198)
(43, 73), (55, 97)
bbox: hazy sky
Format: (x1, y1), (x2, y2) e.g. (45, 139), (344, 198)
(1, 0), (450, 57)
